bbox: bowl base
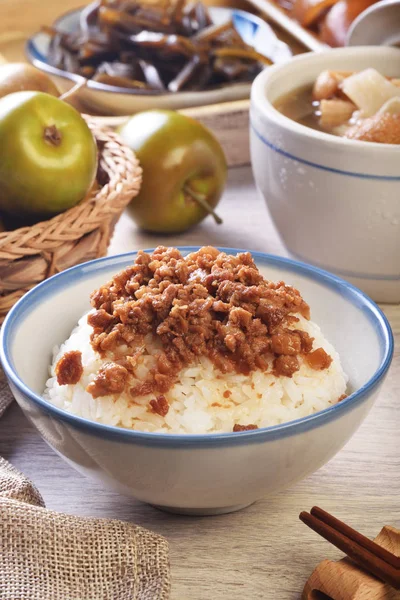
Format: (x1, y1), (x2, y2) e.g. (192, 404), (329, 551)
(151, 501), (255, 516)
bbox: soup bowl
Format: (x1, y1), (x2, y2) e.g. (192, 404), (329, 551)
(250, 46), (400, 303)
(0, 249), (393, 515)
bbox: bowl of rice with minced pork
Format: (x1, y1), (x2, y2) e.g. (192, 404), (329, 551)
(0, 246), (393, 514)
(46, 246), (347, 433)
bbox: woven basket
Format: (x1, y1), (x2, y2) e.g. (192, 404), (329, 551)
(0, 117), (142, 324)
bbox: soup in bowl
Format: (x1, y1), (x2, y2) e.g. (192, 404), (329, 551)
(275, 67), (400, 143)
(250, 46), (400, 303)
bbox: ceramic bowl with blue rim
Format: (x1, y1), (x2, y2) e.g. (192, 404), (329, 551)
(250, 46), (400, 303)
(26, 7), (292, 115)
(0, 248), (393, 515)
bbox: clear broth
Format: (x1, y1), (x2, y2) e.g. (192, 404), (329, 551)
(274, 84), (324, 132)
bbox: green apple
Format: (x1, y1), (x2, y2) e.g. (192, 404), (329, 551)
(118, 109), (227, 233)
(0, 91), (97, 217)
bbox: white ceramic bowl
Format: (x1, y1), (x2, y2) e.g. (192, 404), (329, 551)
(250, 46), (400, 303)
(346, 0), (400, 47)
(26, 7), (291, 115)
(0, 249), (393, 515)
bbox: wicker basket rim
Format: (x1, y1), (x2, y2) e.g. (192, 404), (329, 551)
(0, 116), (141, 243)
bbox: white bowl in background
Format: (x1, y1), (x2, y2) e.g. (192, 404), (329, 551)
(250, 46), (400, 303)
(0, 249), (393, 515)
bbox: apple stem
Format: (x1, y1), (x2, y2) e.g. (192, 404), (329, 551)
(59, 78), (88, 104)
(44, 125), (62, 147)
(183, 186), (223, 225)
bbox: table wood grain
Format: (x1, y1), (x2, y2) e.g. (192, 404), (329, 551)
(0, 167), (399, 600)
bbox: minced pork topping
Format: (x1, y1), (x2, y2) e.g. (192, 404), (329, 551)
(55, 246), (332, 404)
(55, 351), (83, 386)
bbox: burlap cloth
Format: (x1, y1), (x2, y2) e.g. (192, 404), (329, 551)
(0, 367), (171, 600)
(0, 366), (12, 419)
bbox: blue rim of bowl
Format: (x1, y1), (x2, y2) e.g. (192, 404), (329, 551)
(25, 6), (271, 97)
(0, 248), (394, 448)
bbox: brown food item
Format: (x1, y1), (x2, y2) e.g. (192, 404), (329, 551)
(92, 73), (149, 89)
(305, 348), (332, 370)
(233, 423), (259, 432)
(150, 395), (170, 417)
(88, 246), (315, 396)
(43, 0), (270, 93)
(344, 113), (400, 145)
(319, 0), (377, 47)
(292, 0), (339, 27)
(55, 350), (83, 385)
(87, 309), (115, 330)
(294, 329), (314, 353)
(312, 70), (352, 101)
(338, 393), (348, 402)
(273, 354), (300, 377)
(271, 331), (302, 355)
(318, 98), (355, 129)
(86, 362), (129, 398)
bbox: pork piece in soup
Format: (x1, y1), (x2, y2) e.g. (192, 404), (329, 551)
(275, 68), (400, 144)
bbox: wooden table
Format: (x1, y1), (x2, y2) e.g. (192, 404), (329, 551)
(1, 166), (399, 600)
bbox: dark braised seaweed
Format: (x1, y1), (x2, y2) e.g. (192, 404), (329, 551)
(44, 0), (272, 92)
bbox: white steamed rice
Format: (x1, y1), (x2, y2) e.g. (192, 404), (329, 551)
(43, 312), (348, 434)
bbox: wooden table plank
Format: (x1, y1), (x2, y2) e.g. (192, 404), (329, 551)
(1, 166), (399, 600)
